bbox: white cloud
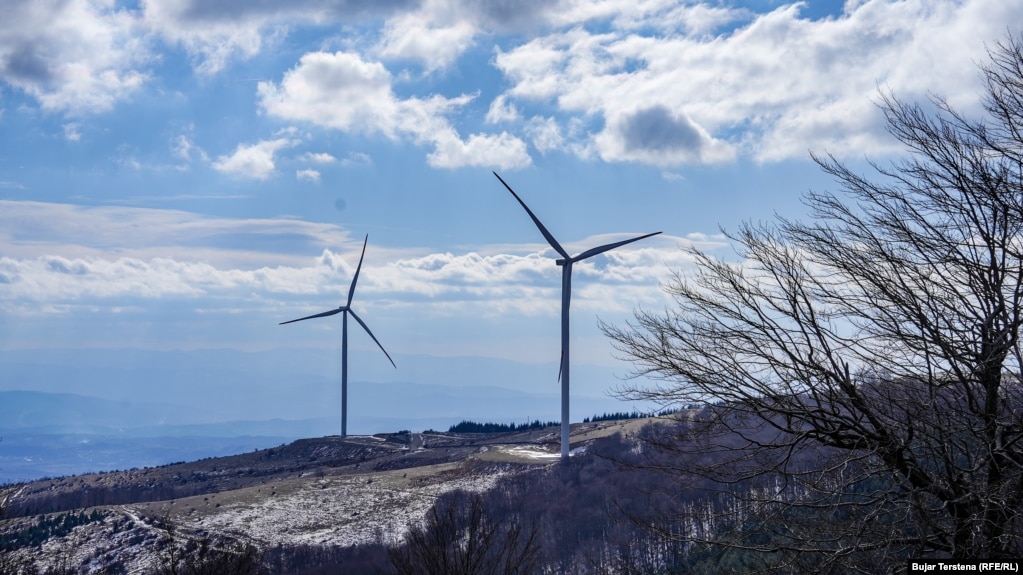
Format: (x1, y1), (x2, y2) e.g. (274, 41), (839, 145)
(135, 0), (583, 78)
(0, 241), (685, 318)
(339, 152), (373, 167)
(0, 200), (353, 267)
(485, 94), (520, 124)
(258, 51), (406, 136)
(301, 152), (336, 164)
(374, 0), (477, 73)
(525, 116), (563, 154)
(427, 131), (531, 170)
(363, 233), (702, 316)
(212, 137), (298, 180)
(4, 0), (1014, 170)
(296, 168), (321, 183)
(139, 0), (416, 75)
(62, 122), (81, 142)
(142, 0), (265, 75)
(492, 0), (1023, 165)
(258, 50), (532, 169)
(540, 0), (747, 33)
(0, 200), (699, 319)
(596, 105), (736, 165)
(0, 0), (150, 115)
(172, 132), (209, 167)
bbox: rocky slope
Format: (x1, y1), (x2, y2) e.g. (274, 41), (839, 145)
(0, 418), (656, 574)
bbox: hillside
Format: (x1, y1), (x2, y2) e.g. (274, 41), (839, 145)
(0, 417), (663, 574)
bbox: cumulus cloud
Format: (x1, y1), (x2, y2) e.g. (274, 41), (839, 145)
(0, 0), (150, 115)
(141, 0), (417, 75)
(598, 105), (735, 165)
(301, 152), (336, 164)
(296, 168), (321, 183)
(212, 137), (299, 180)
(492, 0), (1023, 165)
(141, 0), (576, 77)
(0, 241), (687, 318)
(524, 117), (563, 154)
(374, 0), (477, 73)
(535, 0), (746, 33)
(343, 232), (701, 316)
(258, 52), (401, 134)
(7, 0), (1016, 170)
(258, 50), (531, 169)
(485, 94), (520, 124)
(427, 131), (531, 170)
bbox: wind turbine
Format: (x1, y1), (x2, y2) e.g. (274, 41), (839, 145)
(494, 172), (661, 461)
(280, 234), (395, 437)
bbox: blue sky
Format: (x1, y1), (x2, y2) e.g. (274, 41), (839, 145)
(1, 0), (1019, 432)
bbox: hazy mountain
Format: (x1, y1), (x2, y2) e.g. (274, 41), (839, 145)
(0, 347), (641, 424)
(0, 386), (640, 483)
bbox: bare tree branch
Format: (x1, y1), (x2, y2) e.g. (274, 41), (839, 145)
(603, 33), (1023, 568)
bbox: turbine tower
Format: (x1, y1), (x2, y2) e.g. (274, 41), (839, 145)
(494, 172), (661, 461)
(280, 234), (395, 437)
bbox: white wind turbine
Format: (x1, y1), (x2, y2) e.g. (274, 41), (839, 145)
(494, 172), (661, 460)
(280, 234), (396, 437)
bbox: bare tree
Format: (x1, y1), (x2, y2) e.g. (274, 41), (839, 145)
(602, 35), (1023, 570)
(388, 490), (540, 575)
(0, 478), (28, 575)
(149, 516), (265, 575)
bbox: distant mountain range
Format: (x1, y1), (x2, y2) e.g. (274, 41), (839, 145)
(0, 345), (652, 483)
(0, 347), (643, 423)
(0, 386), (640, 483)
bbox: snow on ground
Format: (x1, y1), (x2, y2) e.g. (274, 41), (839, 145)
(493, 444), (587, 460)
(5, 511), (165, 575)
(184, 464), (509, 548)
(504, 446), (562, 461)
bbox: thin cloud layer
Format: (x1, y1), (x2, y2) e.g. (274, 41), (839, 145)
(0, 200), (352, 266)
(0, 200), (697, 318)
(0, 246), (686, 317)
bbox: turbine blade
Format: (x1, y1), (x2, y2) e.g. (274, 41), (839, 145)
(346, 234), (369, 308)
(348, 309), (397, 369)
(493, 172), (570, 260)
(279, 307), (344, 325)
(573, 231), (662, 262)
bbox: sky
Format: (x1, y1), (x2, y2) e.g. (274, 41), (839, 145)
(1, 0), (1021, 433)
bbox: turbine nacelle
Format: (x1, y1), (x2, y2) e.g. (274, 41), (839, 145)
(279, 234), (395, 437)
(494, 171), (661, 461)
